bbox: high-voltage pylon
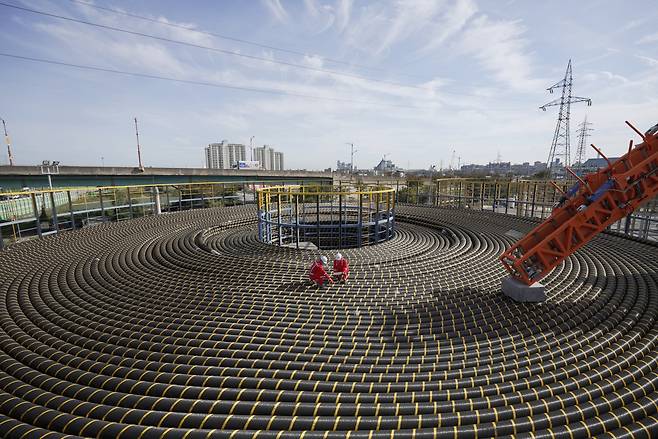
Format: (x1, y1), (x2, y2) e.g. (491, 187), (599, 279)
(540, 60), (591, 178)
(574, 116), (594, 169)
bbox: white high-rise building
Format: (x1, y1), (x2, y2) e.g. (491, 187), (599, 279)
(253, 145), (271, 170)
(253, 145), (284, 170)
(274, 151), (284, 171)
(205, 141), (246, 169)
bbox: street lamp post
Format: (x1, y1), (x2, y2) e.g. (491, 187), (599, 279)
(39, 160), (61, 232)
(1, 118), (15, 166)
(40, 160), (60, 189)
(428, 165), (436, 205)
(134, 117), (144, 171)
(346, 143), (357, 174)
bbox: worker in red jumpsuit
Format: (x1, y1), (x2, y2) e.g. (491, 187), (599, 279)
(309, 256), (333, 287)
(333, 252), (349, 283)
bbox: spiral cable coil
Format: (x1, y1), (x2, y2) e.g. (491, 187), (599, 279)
(0, 204), (657, 438)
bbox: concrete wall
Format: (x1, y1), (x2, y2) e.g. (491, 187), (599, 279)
(0, 166), (333, 190)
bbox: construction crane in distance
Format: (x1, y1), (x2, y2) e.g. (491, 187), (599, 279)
(500, 120), (658, 301)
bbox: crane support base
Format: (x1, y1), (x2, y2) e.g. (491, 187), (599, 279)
(502, 277), (546, 302)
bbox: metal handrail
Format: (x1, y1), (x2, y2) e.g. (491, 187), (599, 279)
(257, 184), (395, 197)
(0, 179), (310, 197)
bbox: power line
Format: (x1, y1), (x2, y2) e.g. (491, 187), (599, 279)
(0, 1), (429, 92)
(0, 52), (527, 113)
(1, 1), (509, 100)
(68, 0), (423, 80)
(0, 52), (428, 108)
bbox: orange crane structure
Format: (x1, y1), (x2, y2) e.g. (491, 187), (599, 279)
(500, 121), (658, 291)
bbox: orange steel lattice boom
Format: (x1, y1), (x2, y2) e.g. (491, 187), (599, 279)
(500, 121), (658, 285)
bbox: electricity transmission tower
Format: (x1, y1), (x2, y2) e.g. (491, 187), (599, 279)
(540, 60), (591, 178)
(574, 116), (594, 169)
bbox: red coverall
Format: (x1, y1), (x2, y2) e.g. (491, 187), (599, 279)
(309, 261), (333, 286)
(333, 258), (349, 281)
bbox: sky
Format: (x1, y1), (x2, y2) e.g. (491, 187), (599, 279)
(0, 0), (657, 170)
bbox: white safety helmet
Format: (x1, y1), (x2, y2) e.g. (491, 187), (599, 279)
(335, 253), (343, 260)
(320, 255), (328, 265)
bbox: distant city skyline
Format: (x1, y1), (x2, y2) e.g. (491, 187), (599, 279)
(0, 1), (657, 170)
(205, 141), (246, 169)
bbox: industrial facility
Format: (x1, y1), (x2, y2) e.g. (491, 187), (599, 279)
(0, 0), (657, 435)
(0, 120), (656, 438)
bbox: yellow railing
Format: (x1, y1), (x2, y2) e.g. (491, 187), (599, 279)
(2, 178), (654, 249)
(256, 184), (397, 248)
(0, 180), (292, 197)
(257, 185), (396, 211)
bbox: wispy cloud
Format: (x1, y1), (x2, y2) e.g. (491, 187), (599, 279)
(20, 0), (225, 80)
(577, 48), (620, 66)
(581, 70), (629, 85)
(299, 0), (352, 35)
(620, 18), (649, 32)
(70, 0), (216, 47)
(342, 0), (518, 95)
(335, 0), (352, 32)
(300, 0), (336, 34)
(261, 0), (289, 22)
(304, 0), (321, 17)
(636, 32), (658, 44)
(346, 0), (450, 56)
(21, 6), (458, 116)
(341, 0), (478, 56)
(420, 0), (477, 52)
(636, 55), (658, 67)
(33, 21), (188, 76)
(457, 15), (539, 90)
